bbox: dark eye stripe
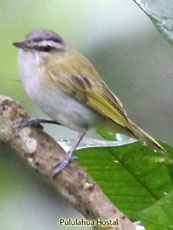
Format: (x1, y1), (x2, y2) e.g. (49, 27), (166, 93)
(33, 45), (52, 52)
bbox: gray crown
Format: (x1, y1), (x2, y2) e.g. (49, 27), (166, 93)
(25, 29), (65, 45)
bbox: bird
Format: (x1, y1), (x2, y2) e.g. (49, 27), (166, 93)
(13, 29), (165, 176)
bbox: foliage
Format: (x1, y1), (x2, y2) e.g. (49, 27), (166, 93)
(131, 1), (173, 228)
(133, 0), (173, 46)
(76, 141), (173, 228)
(139, 190), (173, 230)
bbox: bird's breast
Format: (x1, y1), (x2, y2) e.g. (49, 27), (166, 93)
(18, 50), (101, 131)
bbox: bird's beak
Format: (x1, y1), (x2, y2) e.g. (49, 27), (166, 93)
(12, 41), (26, 49)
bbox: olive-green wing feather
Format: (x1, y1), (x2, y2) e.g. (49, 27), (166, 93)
(47, 48), (165, 153)
(48, 54), (128, 127)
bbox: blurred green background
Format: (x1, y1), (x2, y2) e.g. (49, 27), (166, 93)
(0, 0), (172, 229)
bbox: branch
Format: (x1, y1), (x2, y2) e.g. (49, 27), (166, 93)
(0, 95), (135, 230)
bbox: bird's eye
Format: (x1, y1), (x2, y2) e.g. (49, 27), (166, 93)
(42, 45), (52, 52)
(33, 45), (52, 52)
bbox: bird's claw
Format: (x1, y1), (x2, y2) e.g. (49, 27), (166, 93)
(53, 155), (78, 177)
(15, 118), (43, 129)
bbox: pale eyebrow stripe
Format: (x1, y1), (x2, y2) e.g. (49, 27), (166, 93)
(34, 40), (59, 47)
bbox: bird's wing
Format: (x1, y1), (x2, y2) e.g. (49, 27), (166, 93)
(46, 49), (165, 154)
(47, 50), (129, 128)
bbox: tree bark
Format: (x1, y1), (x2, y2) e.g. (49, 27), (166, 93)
(0, 95), (135, 230)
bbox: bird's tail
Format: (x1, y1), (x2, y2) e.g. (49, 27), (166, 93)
(127, 120), (166, 154)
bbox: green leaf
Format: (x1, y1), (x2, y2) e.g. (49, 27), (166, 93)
(75, 141), (173, 220)
(139, 190), (173, 230)
(96, 128), (117, 141)
(133, 0), (173, 46)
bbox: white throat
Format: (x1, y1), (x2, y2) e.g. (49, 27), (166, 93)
(18, 49), (46, 96)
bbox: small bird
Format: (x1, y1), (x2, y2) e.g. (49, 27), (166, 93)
(13, 29), (165, 176)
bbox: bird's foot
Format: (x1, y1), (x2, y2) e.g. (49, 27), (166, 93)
(53, 155), (78, 177)
(15, 118), (43, 129)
